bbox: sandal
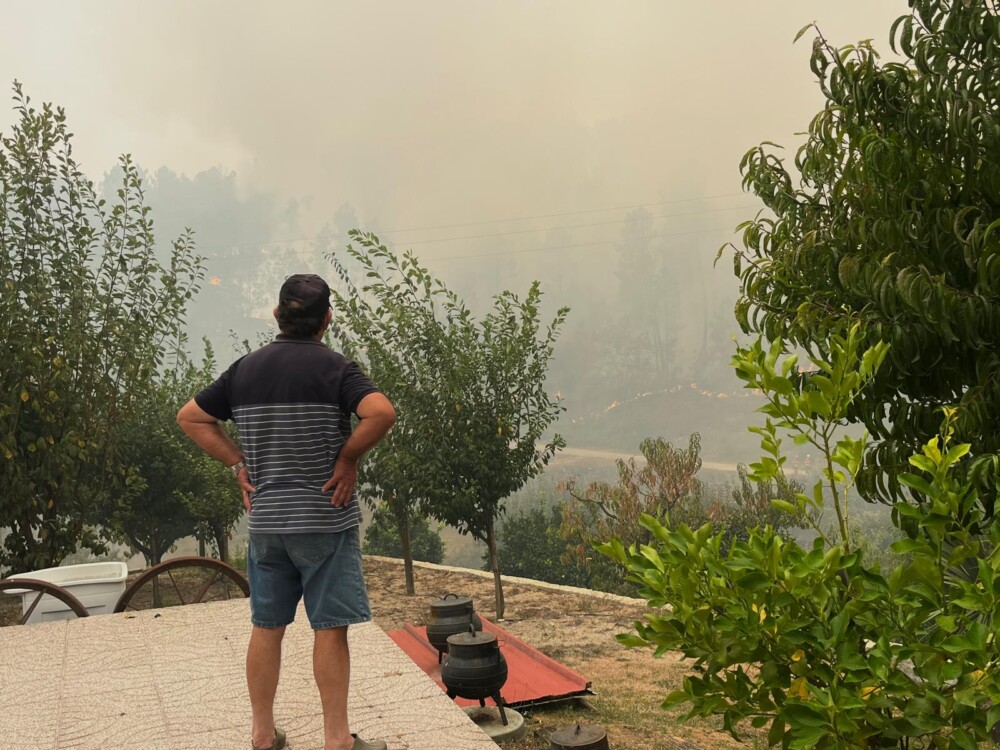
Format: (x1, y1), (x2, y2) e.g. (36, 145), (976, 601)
(252, 727), (287, 750)
(351, 733), (387, 750)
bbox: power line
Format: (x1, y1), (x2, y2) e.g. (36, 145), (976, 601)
(397, 203), (755, 247)
(378, 191), (747, 233)
(421, 225), (738, 262)
(194, 198), (755, 253)
(205, 222), (740, 280)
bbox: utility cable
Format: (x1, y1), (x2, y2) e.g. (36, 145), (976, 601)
(194, 198), (755, 253)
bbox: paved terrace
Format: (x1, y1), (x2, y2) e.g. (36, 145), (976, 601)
(0, 600), (499, 750)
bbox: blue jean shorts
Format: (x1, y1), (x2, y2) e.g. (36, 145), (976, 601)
(247, 526), (372, 630)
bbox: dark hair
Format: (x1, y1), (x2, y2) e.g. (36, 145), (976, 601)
(276, 301), (327, 337)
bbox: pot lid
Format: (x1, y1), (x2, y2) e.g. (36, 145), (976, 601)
(550, 723), (608, 749)
(446, 630), (497, 647)
(431, 594), (473, 609)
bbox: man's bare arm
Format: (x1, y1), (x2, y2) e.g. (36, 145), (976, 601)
(323, 392), (396, 507)
(177, 399), (242, 464)
(177, 399), (255, 510)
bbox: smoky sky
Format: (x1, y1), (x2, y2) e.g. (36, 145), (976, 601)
(3, 1), (901, 234)
(2, 1), (907, 457)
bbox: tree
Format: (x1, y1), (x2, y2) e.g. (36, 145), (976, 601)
(560, 435), (803, 592)
(104, 404), (197, 567)
(423, 274), (567, 621)
(99, 164), (306, 352)
(330, 231), (568, 618)
(101, 347), (242, 566)
(329, 238), (454, 595)
(602, 327), (1000, 748)
(179, 449), (243, 563)
(363, 509), (445, 564)
(0, 82), (201, 573)
(173, 346), (245, 563)
(708, 462), (807, 550)
(611, 209), (675, 388)
(726, 4), (1000, 506)
(491, 501), (590, 588)
(560, 434), (711, 554)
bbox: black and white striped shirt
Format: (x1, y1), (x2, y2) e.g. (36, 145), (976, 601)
(195, 335), (380, 534)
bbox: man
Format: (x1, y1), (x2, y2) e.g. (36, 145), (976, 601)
(177, 274), (396, 750)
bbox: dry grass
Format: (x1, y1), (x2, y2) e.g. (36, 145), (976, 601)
(364, 557), (750, 750)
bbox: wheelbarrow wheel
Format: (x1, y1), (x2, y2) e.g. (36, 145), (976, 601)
(113, 556), (249, 612)
(0, 578), (90, 625)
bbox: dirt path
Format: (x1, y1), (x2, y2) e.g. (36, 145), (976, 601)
(551, 445), (741, 473)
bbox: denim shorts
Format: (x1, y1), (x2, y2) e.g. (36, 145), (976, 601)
(247, 526), (372, 630)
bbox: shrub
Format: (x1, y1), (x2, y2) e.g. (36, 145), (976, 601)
(363, 512), (445, 564)
(491, 502), (591, 588)
(599, 328), (1000, 749)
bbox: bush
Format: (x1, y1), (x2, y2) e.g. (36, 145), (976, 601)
(708, 463), (807, 552)
(363, 513), (445, 564)
(491, 502), (591, 588)
(600, 328), (1000, 748)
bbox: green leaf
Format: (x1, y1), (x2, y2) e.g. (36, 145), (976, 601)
(768, 716), (784, 747)
(782, 703), (828, 728)
(616, 634), (650, 649)
(771, 499), (798, 514)
(793, 22), (814, 44)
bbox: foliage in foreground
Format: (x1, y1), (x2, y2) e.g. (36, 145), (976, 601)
(727, 3), (1000, 506)
(0, 82), (201, 573)
(601, 327), (1000, 749)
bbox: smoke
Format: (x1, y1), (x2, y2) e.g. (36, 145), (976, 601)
(2, 1), (901, 230)
(1, 0), (904, 455)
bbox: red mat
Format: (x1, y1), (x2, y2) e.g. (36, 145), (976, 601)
(387, 617), (592, 708)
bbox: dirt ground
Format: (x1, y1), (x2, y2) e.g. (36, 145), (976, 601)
(364, 557), (751, 750)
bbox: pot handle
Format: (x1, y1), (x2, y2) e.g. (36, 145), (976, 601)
(442, 593), (459, 600)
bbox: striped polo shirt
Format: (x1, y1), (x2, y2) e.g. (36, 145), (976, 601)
(195, 335), (380, 534)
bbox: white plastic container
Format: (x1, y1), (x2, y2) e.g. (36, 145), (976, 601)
(4, 561), (128, 624)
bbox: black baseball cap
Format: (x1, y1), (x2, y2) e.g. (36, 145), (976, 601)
(278, 274), (332, 316)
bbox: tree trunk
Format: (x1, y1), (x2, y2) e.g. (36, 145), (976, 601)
(198, 535), (206, 557)
(651, 306), (664, 375)
(399, 509), (415, 596)
(11, 517), (37, 575)
(486, 518), (505, 620)
(212, 523), (229, 563)
(150, 536), (163, 608)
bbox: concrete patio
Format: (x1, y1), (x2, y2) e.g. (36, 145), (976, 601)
(0, 599), (500, 749)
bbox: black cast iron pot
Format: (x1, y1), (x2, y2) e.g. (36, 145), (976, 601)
(441, 628), (508, 701)
(426, 593), (482, 659)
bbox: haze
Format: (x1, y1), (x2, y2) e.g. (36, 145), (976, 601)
(1, 1), (903, 460)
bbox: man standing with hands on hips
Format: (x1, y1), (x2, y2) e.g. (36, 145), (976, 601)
(178, 274), (396, 750)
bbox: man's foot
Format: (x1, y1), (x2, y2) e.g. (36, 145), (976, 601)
(351, 733), (387, 750)
(252, 726), (287, 750)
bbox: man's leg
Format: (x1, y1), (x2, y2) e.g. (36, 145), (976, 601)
(296, 529), (378, 749)
(247, 625), (286, 749)
(314, 626), (354, 750)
